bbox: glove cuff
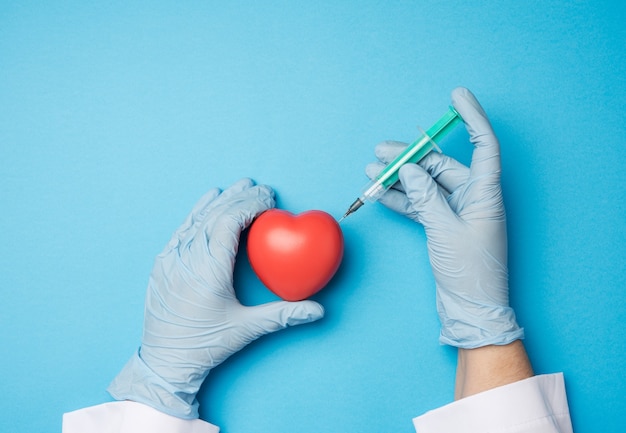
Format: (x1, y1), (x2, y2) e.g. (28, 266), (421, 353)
(438, 304), (525, 349)
(439, 326), (525, 349)
(107, 349), (200, 420)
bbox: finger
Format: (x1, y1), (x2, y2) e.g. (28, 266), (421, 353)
(198, 178), (256, 218)
(379, 187), (417, 217)
(374, 140), (409, 164)
(365, 161), (402, 186)
(168, 188), (221, 249)
(367, 162), (449, 217)
(371, 141), (470, 196)
(418, 152), (469, 194)
(170, 179), (263, 251)
(451, 87), (502, 180)
(244, 300), (325, 335)
(366, 161), (407, 193)
(196, 184), (275, 286)
(221, 177), (256, 197)
(365, 161), (383, 180)
(207, 185), (275, 250)
(398, 164), (458, 229)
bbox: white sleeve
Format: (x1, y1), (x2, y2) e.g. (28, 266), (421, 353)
(62, 400), (219, 433)
(413, 373), (573, 433)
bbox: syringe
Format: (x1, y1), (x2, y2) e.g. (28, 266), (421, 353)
(339, 106), (463, 222)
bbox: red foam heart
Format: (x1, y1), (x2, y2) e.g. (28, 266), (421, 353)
(247, 209), (344, 301)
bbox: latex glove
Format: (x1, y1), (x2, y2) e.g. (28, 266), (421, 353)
(366, 87), (523, 349)
(108, 178), (324, 419)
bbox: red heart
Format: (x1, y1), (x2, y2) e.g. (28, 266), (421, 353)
(247, 209), (344, 301)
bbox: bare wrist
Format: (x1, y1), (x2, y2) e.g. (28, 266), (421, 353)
(455, 340), (534, 400)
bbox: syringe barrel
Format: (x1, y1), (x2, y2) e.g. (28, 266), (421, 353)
(374, 106), (462, 191)
(362, 180), (387, 202)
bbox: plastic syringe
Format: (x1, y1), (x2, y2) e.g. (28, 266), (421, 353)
(339, 106), (463, 222)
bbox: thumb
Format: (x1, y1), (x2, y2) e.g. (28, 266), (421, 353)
(451, 87), (502, 180)
(398, 164), (457, 229)
(245, 300), (325, 335)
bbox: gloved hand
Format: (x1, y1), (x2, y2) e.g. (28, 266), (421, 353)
(366, 87), (524, 349)
(107, 178), (324, 419)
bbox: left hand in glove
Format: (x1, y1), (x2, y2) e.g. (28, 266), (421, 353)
(108, 178), (324, 419)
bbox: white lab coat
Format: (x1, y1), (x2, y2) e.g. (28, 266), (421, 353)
(63, 373), (573, 433)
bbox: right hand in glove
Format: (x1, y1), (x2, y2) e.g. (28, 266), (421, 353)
(366, 87), (524, 349)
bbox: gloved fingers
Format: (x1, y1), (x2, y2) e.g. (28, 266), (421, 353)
(398, 164), (458, 228)
(418, 152), (469, 195)
(370, 141), (471, 196)
(166, 179), (266, 254)
(189, 183), (275, 288)
(210, 178), (256, 205)
(191, 179), (265, 228)
(365, 161), (406, 193)
(242, 300), (325, 335)
(196, 178), (258, 221)
(451, 87), (502, 181)
(365, 161), (383, 179)
(163, 187), (221, 254)
(199, 180), (276, 238)
(378, 187), (420, 218)
(374, 140), (409, 164)
(366, 162), (453, 218)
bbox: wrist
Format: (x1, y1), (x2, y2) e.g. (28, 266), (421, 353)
(455, 340), (533, 400)
(107, 349), (201, 419)
(437, 289), (524, 349)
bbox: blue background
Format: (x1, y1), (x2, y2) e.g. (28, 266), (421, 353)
(1, 1), (624, 432)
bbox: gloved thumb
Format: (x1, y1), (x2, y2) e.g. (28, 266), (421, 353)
(398, 164), (456, 229)
(245, 300), (325, 335)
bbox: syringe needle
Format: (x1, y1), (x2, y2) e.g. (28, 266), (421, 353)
(338, 197), (365, 223)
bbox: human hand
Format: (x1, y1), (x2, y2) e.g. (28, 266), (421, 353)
(366, 87), (523, 349)
(107, 178), (324, 418)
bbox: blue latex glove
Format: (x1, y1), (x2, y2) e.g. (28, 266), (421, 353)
(366, 87), (524, 349)
(108, 178), (324, 419)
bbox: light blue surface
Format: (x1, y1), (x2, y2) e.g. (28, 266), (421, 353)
(1, 1), (624, 432)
